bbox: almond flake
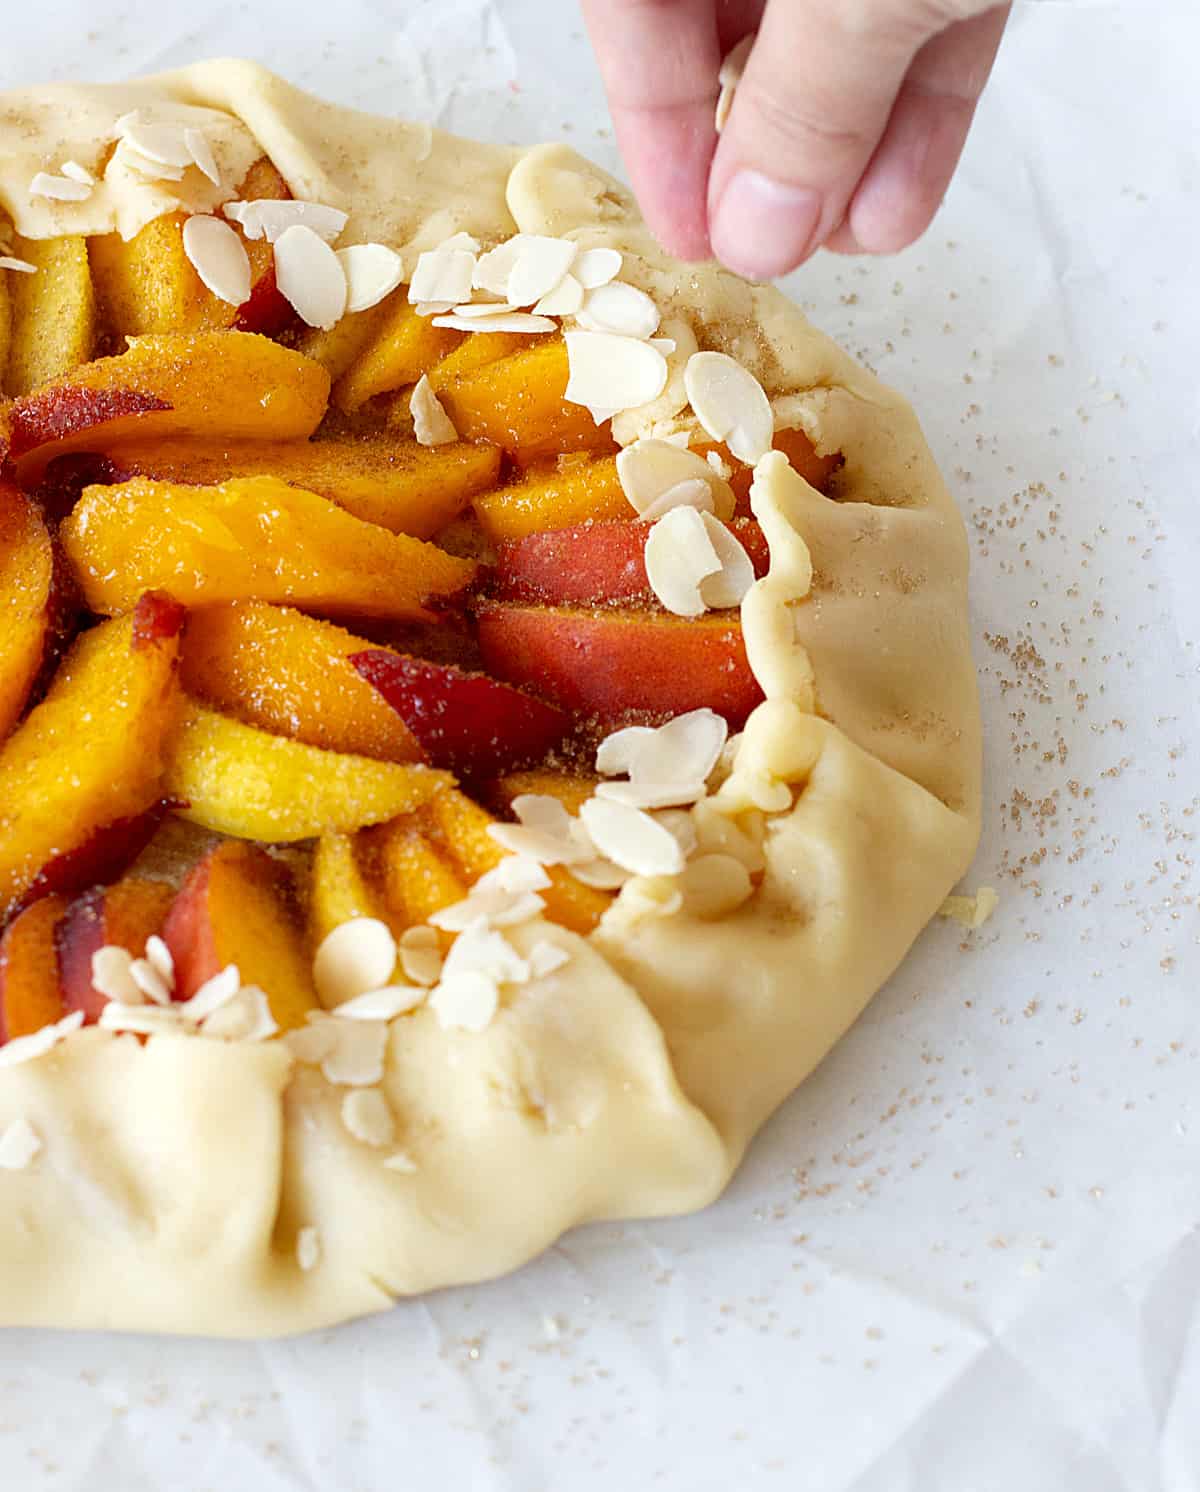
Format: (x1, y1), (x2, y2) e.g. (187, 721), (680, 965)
(335, 986), (426, 1020)
(439, 231), (482, 253)
(716, 34), (754, 132)
(479, 857), (553, 896)
(144, 934), (175, 987)
(90, 946), (141, 1004)
(579, 799), (687, 878)
(431, 312), (554, 334)
(296, 1226), (321, 1271)
(0, 1119), (42, 1171)
(655, 808), (700, 859)
(223, 199), (348, 244)
(594, 780), (707, 811)
(179, 964), (241, 1023)
(414, 301), (455, 317)
(341, 1087), (396, 1148)
(29, 172), (92, 203)
(447, 299), (520, 319)
(313, 918), (397, 1008)
(429, 970), (500, 1032)
(320, 1019), (389, 1086)
(576, 281), (660, 340)
(569, 858), (632, 890)
(638, 477), (716, 523)
(507, 235), (577, 307)
(428, 884), (545, 932)
(337, 242), (404, 312)
(117, 144), (185, 183)
(183, 127), (221, 185)
(98, 1003), (187, 1036)
(383, 1150), (418, 1173)
(60, 160), (95, 185)
(696, 511), (756, 609)
(0, 256), (37, 274)
(486, 822), (589, 867)
(472, 234), (529, 296)
(410, 374), (458, 447)
(0, 1011), (83, 1070)
(616, 437), (735, 520)
(398, 927), (444, 987)
(684, 351), (774, 465)
(678, 853), (754, 918)
(118, 118), (193, 168)
(409, 245), (476, 306)
(574, 247), (622, 289)
(528, 942), (570, 979)
(129, 957), (172, 1006)
(564, 331), (668, 412)
(644, 505), (723, 616)
(706, 450), (733, 480)
(200, 985), (278, 1042)
(533, 274), (584, 316)
(182, 215), (252, 306)
(442, 918), (530, 985)
(273, 224), (347, 330)
(715, 86), (735, 134)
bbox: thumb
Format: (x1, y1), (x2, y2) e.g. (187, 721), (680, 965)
(707, 0), (932, 277)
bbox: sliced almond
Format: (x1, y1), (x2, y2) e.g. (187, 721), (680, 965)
(90, 946), (142, 1004)
(533, 274), (584, 316)
(579, 799), (687, 878)
(574, 246), (622, 289)
(0, 1011), (83, 1070)
(639, 477), (716, 524)
(563, 331), (668, 412)
(507, 235), (577, 307)
(337, 242), (404, 313)
(616, 437), (735, 520)
(447, 299), (520, 319)
(654, 808), (699, 860)
(486, 822), (589, 866)
(472, 234), (528, 297)
(129, 957), (172, 1006)
(201, 985), (278, 1042)
(595, 726), (658, 779)
(223, 199), (348, 245)
(696, 510), (756, 609)
(29, 172), (92, 203)
(478, 857), (553, 896)
(184, 127), (221, 186)
(119, 118), (193, 168)
(319, 1019), (389, 1087)
(398, 926), (444, 987)
(429, 885), (545, 932)
(0, 256), (37, 274)
(144, 934), (175, 987)
(410, 374), (458, 447)
(182, 215), (252, 307)
(178, 964), (242, 1023)
(429, 970), (500, 1033)
(117, 144), (186, 183)
(313, 918), (397, 1008)
(0, 1118), (42, 1171)
(594, 780), (706, 810)
(60, 160), (95, 186)
(431, 312), (554, 334)
(706, 449), (733, 480)
(98, 1002), (187, 1036)
(644, 505), (722, 617)
(341, 1088), (396, 1147)
(409, 245), (476, 306)
(334, 986), (426, 1020)
(684, 351), (774, 465)
(570, 858), (633, 890)
(441, 918), (530, 985)
(273, 223), (348, 330)
(576, 281), (660, 340)
(414, 301), (454, 317)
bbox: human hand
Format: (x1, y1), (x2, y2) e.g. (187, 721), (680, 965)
(580, 0), (1010, 278)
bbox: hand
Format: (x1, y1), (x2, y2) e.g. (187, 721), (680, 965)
(580, 0), (1010, 278)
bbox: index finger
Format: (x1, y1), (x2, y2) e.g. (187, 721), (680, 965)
(579, 0), (722, 261)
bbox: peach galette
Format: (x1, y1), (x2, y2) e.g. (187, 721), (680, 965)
(0, 63), (980, 1336)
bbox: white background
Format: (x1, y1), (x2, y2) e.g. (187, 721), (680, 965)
(2, 3), (1198, 1489)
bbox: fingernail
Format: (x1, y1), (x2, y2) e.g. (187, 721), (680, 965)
(709, 170), (822, 279)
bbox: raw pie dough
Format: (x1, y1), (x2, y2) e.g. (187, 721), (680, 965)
(0, 61), (981, 1337)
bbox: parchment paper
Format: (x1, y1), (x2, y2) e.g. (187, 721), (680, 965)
(1, 2), (1197, 1488)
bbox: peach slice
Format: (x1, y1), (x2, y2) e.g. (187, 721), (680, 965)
(701, 427), (843, 510)
(491, 517), (770, 607)
(181, 603), (423, 762)
(0, 600), (182, 922)
(308, 831), (386, 950)
(428, 787), (611, 936)
(298, 299), (394, 383)
(4, 233), (97, 397)
(364, 819), (467, 931)
(334, 294), (462, 412)
(0, 482), (62, 741)
(56, 877), (175, 1024)
(162, 840), (317, 1031)
(437, 337), (616, 464)
(351, 649), (569, 778)
(0, 895), (66, 1044)
(425, 330), (534, 393)
(10, 805), (169, 924)
(476, 602), (764, 730)
(99, 434), (501, 538)
(164, 699), (451, 843)
(8, 331), (330, 481)
(473, 453), (629, 544)
(61, 474), (477, 621)
(488, 768), (599, 819)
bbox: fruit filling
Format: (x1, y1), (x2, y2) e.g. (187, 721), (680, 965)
(0, 123), (845, 1082)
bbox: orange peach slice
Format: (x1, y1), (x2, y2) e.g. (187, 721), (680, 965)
(181, 603), (423, 762)
(701, 426), (843, 510)
(364, 819), (467, 931)
(488, 768), (598, 819)
(425, 329), (534, 393)
(334, 294), (462, 412)
(0, 602), (182, 922)
(0, 482), (61, 741)
(0, 895), (66, 1044)
(8, 331), (330, 481)
(473, 453), (629, 544)
(308, 831), (386, 950)
(164, 699), (451, 843)
(163, 840), (317, 1031)
(61, 474), (477, 621)
(4, 233), (97, 397)
(99, 434), (501, 538)
(476, 603), (764, 729)
(56, 877), (175, 1024)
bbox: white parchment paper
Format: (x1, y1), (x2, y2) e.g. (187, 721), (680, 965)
(1, 2), (1197, 1488)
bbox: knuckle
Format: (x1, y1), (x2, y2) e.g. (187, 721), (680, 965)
(736, 79), (875, 158)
